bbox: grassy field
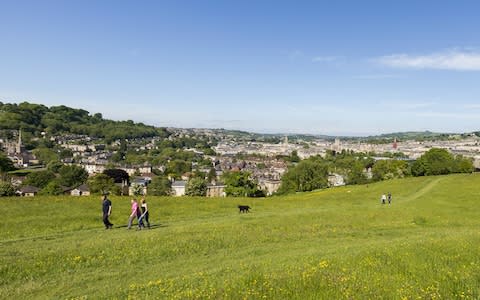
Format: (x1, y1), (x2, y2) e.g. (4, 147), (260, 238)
(1, 174), (480, 299)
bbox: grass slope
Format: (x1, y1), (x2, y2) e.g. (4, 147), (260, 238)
(1, 174), (480, 299)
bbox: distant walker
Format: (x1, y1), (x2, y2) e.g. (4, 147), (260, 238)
(381, 194), (387, 205)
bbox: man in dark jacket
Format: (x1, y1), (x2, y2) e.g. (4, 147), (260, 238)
(102, 194), (113, 229)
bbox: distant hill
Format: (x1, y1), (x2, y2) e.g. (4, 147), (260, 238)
(1, 101), (472, 143)
(0, 101), (169, 142)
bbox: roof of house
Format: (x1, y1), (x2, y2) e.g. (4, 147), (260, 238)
(19, 185), (40, 193)
(62, 186), (74, 193)
(132, 178), (148, 185)
(75, 184), (90, 192)
(171, 180), (187, 187)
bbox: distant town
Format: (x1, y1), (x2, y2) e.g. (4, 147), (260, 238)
(2, 121), (480, 197)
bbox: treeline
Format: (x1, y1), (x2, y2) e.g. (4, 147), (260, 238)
(278, 150), (373, 193)
(278, 148), (474, 194)
(0, 102), (168, 142)
(0, 163), (89, 196)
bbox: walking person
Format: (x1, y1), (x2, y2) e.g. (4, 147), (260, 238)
(387, 192), (392, 204)
(138, 198), (150, 229)
(102, 194), (113, 229)
(381, 194), (386, 205)
(127, 198), (142, 229)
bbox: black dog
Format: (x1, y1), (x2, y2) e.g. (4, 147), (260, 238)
(238, 205), (251, 213)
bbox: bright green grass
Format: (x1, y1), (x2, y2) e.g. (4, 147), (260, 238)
(1, 174), (480, 299)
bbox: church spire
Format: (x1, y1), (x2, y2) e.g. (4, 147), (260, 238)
(16, 129), (22, 153)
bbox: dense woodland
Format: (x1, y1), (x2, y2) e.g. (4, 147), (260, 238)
(0, 102), (168, 143)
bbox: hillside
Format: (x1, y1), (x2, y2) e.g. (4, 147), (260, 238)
(1, 174), (480, 298)
(0, 102), (168, 142)
(2, 102), (472, 144)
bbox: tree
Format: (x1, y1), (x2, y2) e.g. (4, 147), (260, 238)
(0, 182), (15, 196)
(103, 169), (129, 184)
(110, 151), (124, 163)
(47, 161), (64, 173)
(412, 148), (454, 176)
(165, 159), (191, 179)
(0, 152), (16, 173)
(58, 165), (88, 187)
(23, 170), (56, 188)
(207, 167), (217, 183)
(411, 157), (428, 177)
(0, 101), (165, 140)
(131, 183), (145, 196)
(59, 149), (73, 159)
(40, 181), (64, 195)
(185, 177), (207, 196)
(148, 176), (171, 196)
(452, 155), (474, 173)
(345, 160), (368, 185)
(372, 159), (410, 181)
(278, 158), (328, 194)
(289, 150), (300, 163)
(87, 173), (119, 195)
(203, 148), (216, 156)
(32, 147), (59, 165)
(222, 171), (259, 197)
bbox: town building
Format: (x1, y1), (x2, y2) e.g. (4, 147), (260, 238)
(71, 184), (91, 196)
(171, 180), (187, 196)
(206, 182), (226, 197)
(17, 186), (40, 197)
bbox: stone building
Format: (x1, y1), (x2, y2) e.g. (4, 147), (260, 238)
(171, 180), (187, 196)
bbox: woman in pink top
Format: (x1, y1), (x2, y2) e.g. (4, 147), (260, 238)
(127, 198), (142, 229)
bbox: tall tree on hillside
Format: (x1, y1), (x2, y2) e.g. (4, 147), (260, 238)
(47, 161), (64, 173)
(0, 152), (16, 173)
(33, 148), (59, 165)
(103, 169), (130, 184)
(166, 159), (191, 179)
(58, 165), (88, 187)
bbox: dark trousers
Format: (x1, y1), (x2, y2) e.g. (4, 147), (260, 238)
(143, 212), (150, 227)
(139, 211), (150, 228)
(138, 211), (145, 228)
(103, 213), (113, 228)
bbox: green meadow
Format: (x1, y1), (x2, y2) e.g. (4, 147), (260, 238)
(1, 174), (480, 299)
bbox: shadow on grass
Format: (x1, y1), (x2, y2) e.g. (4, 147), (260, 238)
(113, 223), (168, 230)
(0, 224), (169, 245)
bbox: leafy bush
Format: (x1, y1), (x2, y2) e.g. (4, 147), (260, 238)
(0, 182), (15, 196)
(185, 178), (207, 196)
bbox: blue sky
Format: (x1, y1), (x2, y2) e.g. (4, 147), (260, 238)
(1, 1), (480, 135)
